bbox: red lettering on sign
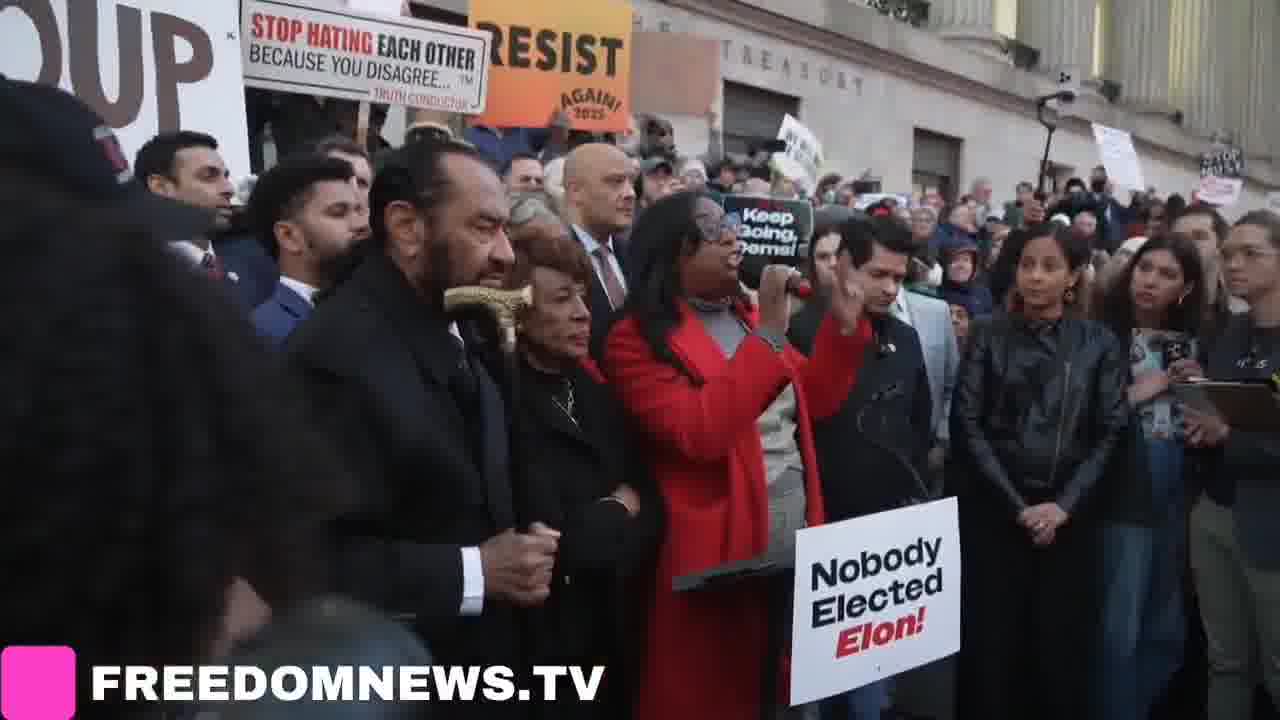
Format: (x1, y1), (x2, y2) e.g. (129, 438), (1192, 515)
(832, 607), (928, 660)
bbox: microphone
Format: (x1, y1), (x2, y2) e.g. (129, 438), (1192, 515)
(786, 275), (813, 299)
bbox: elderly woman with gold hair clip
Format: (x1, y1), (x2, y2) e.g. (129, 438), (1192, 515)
(504, 196), (664, 719)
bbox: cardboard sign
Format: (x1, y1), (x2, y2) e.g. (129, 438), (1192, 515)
(242, 0), (491, 114)
(773, 114), (824, 191)
(790, 498), (961, 706)
(724, 195), (813, 289)
(0, 0), (251, 180)
(1195, 176), (1244, 208)
(471, 0), (632, 132)
(630, 31), (719, 116)
(1091, 123), (1145, 191)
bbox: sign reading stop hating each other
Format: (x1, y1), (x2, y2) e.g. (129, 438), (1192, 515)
(471, 0), (632, 132)
(789, 498), (961, 706)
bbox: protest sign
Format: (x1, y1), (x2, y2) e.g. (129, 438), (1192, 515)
(1, 0), (251, 180)
(1195, 176), (1244, 208)
(242, 0), (490, 114)
(471, 0), (632, 132)
(723, 195), (813, 289)
(1091, 123), (1145, 191)
(1200, 146), (1245, 179)
(630, 32), (719, 116)
(790, 498), (961, 706)
(773, 115), (824, 191)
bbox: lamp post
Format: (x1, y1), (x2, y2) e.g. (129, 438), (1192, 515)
(1036, 90), (1076, 195)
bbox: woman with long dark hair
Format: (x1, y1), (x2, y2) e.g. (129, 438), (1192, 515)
(950, 222), (1129, 720)
(606, 191), (872, 720)
(0, 171), (427, 718)
(1093, 234), (1206, 719)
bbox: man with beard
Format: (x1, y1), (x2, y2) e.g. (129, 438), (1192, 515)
(249, 154), (366, 347)
(287, 138), (557, 719)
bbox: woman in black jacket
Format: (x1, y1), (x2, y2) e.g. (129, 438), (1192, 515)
(506, 213), (664, 719)
(949, 223), (1129, 720)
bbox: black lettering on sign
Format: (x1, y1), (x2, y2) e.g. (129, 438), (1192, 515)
(69, 0), (144, 128)
(11, 0), (213, 132)
(150, 12), (214, 132)
(9, 0), (62, 85)
(476, 22), (625, 78)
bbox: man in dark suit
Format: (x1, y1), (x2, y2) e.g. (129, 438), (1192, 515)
(247, 154), (365, 347)
(791, 217), (934, 720)
(286, 138), (557, 719)
(561, 144), (637, 359)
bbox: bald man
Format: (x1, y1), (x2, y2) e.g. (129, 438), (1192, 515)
(563, 143), (637, 358)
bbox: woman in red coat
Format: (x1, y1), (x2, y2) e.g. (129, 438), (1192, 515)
(603, 191), (872, 719)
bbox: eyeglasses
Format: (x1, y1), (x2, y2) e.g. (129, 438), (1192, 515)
(695, 212), (743, 245)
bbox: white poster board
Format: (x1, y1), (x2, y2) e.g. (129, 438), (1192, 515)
(1091, 123), (1145, 191)
(1196, 176), (1245, 208)
(241, 0), (490, 114)
(773, 114), (824, 191)
(0, 0), (251, 181)
(790, 498), (961, 706)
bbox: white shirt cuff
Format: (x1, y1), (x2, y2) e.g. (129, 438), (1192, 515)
(459, 546), (484, 615)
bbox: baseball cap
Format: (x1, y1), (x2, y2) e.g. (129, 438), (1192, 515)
(0, 76), (216, 241)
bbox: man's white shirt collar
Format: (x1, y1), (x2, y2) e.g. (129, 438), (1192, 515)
(280, 276), (319, 307)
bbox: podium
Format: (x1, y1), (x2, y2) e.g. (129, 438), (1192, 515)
(675, 547), (796, 720)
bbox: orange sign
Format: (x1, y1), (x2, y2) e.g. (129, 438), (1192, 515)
(471, 0), (632, 132)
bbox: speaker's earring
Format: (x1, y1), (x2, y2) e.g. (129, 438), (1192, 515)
(1065, 287), (1076, 304)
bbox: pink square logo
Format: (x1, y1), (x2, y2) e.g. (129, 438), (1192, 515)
(1, 646), (76, 720)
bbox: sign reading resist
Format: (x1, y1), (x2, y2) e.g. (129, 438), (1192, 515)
(790, 498), (961, 706)
(242, 0), (490, 114)
(723, 195), (813, 289)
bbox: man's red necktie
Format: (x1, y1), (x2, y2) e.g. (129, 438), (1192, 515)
(201, 252), (226, 281)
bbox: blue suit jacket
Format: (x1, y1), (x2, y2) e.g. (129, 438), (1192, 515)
(252, 282), (312, 348)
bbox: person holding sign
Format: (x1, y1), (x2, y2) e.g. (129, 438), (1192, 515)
(603, 191), (872, 720)
(1182, 211), (1280, 719)
(949, 222), (1129, 720)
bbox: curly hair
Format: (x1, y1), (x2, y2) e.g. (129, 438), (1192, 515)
(0, 173), (353, 714)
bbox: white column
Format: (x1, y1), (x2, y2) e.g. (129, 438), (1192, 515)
(1108, 0), (1172, 115)
(1170, 0), (1224, 138)
(930, 0), (1006, 60)
(1018, 0), (1097, 84)
(1240, 0), (1275, 158)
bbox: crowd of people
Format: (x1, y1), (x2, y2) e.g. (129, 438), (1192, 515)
(5, 72), (1280, 720)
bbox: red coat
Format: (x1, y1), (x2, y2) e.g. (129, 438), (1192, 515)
(603, 300), (872, 720)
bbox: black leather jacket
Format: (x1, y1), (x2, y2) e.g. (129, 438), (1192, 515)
(950, 313), (1129, 519)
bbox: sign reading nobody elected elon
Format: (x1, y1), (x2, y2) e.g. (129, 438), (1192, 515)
(790, 498), (961, 706)
(242, 0), (490, 114)
(471, 0), (632, 132)
(723, 195), (813, 289)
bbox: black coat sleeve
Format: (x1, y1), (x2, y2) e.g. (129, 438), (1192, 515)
(296, 361), (466, 624)
(950, 320), (1028, 516)
(557, 418), (665, 577)
(1057, 331), (1129, 515)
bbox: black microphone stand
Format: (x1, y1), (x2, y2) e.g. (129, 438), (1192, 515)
(1036, 91), (1076, 196)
